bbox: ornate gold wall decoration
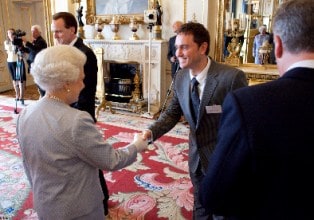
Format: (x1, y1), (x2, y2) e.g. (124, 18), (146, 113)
(85, 0), (152, 25)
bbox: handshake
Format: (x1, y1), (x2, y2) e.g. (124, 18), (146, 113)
(131, 130), (152, 152)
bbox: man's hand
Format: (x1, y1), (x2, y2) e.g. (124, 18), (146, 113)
(170, 56), (177, 63)
(21, 36), (27, 43)
(142, 130), (152, 140)
(132, 133), (148, 152)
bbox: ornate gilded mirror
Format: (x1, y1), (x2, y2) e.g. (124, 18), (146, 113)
(85, 0), (154, 24)
(215, 0), (283, 66)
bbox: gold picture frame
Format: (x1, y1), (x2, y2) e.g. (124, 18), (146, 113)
(86, 0), (153, 24)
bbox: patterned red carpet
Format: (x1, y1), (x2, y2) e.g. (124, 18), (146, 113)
(0, 84), (40, 101)
(0, 97), (192, 219)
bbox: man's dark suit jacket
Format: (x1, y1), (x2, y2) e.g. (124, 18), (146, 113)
(167, 35), (180, 78)
(200, 67), (314, 220)
(72, 37), (98, 122)
(25, 36), (47, 71)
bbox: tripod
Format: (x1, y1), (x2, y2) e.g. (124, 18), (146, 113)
(157, 64), (181, 119)
(141, 23), (155, 118)
(14, 50), (25, 114)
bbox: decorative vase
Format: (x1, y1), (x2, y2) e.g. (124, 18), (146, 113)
(129, 17), (139, 40)
(110, 15), (120, 40)
(95, 19), (104, 39)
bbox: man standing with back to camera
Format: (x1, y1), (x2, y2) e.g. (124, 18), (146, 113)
(142, 22), (248, 219)
(51, 11), (109, 216)
(200, 1), (314, 219)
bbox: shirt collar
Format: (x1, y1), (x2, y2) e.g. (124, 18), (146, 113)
(189, 57), (211, 85)
(69, 37), (78, 46)
(287, 60), (314, 71)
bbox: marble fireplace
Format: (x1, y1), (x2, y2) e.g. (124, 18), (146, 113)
(84, 39), (168, 115)
(104, 61), (140, 103)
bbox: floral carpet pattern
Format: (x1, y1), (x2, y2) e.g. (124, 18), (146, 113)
(0, 100), (192, 220)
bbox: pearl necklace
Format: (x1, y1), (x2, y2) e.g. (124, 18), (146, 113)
(46, 94), (64, 103)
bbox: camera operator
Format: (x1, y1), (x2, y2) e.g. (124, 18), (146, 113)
(22, 25), (47, 98)
(4, 28), (27, 105)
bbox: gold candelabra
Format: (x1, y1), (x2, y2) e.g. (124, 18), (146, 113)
(224, 16), (246, 66)
(131, 70), (141, 102)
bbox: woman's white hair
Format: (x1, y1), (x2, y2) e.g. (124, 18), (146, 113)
(259, 25), (266, 33)
(31, 45), (86, 92)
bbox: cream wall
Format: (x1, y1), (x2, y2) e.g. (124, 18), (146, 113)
(0, 0), (47, 92)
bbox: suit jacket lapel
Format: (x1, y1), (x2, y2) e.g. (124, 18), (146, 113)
(177, 64), (219, 129)
(176, 70), (197, 128)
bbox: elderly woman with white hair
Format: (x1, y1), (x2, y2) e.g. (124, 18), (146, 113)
(253, 25), (270, 64)
(16, 45), (148, 220)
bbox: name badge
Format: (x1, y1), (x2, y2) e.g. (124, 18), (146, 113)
(206, 105), (222, 114)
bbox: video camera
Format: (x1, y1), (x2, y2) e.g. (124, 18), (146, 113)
(12, 29), (26, 48)
(144, 10), (157, 24)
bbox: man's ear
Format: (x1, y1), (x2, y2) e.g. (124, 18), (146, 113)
(200, 42), (208, 55)
(274, 35), (283, 59)
(70, 26), (76, 34)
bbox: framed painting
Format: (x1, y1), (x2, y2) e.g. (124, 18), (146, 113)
(262, 0), (273, 16)
(86, 0), (153, 24)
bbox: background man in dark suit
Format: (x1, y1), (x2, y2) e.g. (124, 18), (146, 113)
(22, 24), (47, 97)
(142, 22), (248, 219)
(51, 12), (109, 216)
(52, 12), (97, 122)
(200, 1), (314, 219)
(167, 21), (183, 79)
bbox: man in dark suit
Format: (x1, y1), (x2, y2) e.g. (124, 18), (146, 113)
(51, 12), (109, 216)
(52, 12), (97, 122)
(200, 1), (314, 219)
(167, 21), (183, 79)
(22, 24), (47, 97)
(142, 22), (248, 219)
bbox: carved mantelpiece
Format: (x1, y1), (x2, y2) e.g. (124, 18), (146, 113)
(84, 39), (168, 115)
(236, 64), (280, 85)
